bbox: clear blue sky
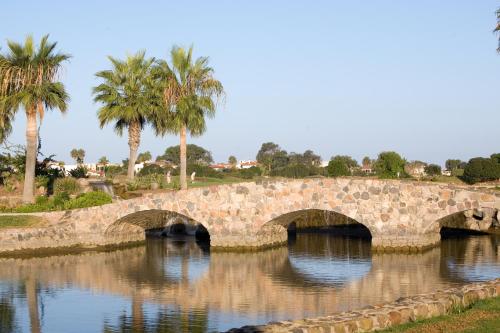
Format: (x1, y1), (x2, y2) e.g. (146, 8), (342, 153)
(1, 1), (499, 165)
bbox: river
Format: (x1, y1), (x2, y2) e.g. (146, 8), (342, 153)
(0, 230), (499, 332)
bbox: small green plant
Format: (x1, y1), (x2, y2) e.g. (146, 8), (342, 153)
(53, 177), (81, 195)
(69, 166), (88, 178)
(63, 191), (112, 209)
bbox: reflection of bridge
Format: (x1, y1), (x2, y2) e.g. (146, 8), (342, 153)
(0, 236), (498, 322)
(0, 178), (498, 252)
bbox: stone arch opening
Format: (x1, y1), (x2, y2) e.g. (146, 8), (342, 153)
(105, 209), (211, 243)
(436, 208), (498, 238)
(265, 209), (373, 242)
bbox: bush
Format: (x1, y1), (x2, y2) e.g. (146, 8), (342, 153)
(63, 191), (112, 210)
(172, 164), (223, 179)
(53, 191), (70, 207)
(53, 177), (81, 195)
(462, 158), (500, 184)
(104, 165), (124, 178)
(424, 164), (442, 176)
(270, 164), (323, 178)
(327, 159), (350, 177)
(236, 166), (262, 179)
(374, 151), (406, 178)
(13, 191), (112, 212)
(69, 166), (88, 178)
(138, 164), (166, 176)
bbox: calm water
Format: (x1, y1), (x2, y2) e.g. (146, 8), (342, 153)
(0, 232), (499, 333)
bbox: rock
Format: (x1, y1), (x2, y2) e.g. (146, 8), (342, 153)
(37, 186), (46, 195)
(78, 178), (90, 187)
(150, 182), (159, 190)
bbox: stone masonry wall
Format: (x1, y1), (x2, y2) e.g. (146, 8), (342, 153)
(226, 278), (500, 333)
(0, 178), (498, 253)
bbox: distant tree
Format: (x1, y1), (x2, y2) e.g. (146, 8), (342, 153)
(462, 157), (500, 184)
(330, 155), (358, 169)
(445, 159), (462, 171)
(157, 144), (213, 166)
(425, 164), (442, 176)
(374, 151), (406, 178)
(256, 142), (289, 173)
(491, 153), (500, 164)
(137, 151), (152, 163)
(302, 150), (322, 166)
(362, 156), (372, 168)
(228, 155), (237, 166)
(70, 149), (85, 165)
(98, 156), (109, 165)
(327, 159), (350, 177)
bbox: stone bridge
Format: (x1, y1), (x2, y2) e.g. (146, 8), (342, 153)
(0, 178), (499, 252)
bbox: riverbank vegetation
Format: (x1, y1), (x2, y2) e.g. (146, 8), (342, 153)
(381, 296), (500, 333)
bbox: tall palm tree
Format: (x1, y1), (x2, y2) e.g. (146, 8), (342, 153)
(93, 51), (155, 181)
(0, 35), (70, 203)
(151, 46), (224, 189)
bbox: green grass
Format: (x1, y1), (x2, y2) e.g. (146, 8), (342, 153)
(423, 175), (466, 185)
(0, 215), (45, 229)
(493, 186), (500, 191)
(3, 191), (113, 213)
(380, 296), (500, 333)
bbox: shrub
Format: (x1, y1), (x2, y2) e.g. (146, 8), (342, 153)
(424, 164), (442, 176)
(13, 190), (112, 212)
(327, 159), (350, 177)
(172, 164), (223, 179)
(63, 191), (112, 210)
(52, 191), (70, 207)
(237, 166), (262, 179)
(69, 166), (88, 178)
(462, 158), (500, 184)
(138, 164), (166, 176)
(104, 165), (124, 178)
(374, 151), (406, 178)
(54, 177), (81, 195)
(270, 164), (323, 178)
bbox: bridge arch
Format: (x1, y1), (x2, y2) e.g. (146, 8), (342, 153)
(263, 209), (373, 239)
(104, 209), (211, 244)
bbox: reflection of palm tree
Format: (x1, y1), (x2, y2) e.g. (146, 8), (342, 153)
(0, 291), (17, 333)
(103, 307), (209, 333)
(131, 295), (144, 333)
(26, 277), (41, 333)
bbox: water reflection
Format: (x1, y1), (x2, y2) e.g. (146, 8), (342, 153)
(0, 233), (498, 332)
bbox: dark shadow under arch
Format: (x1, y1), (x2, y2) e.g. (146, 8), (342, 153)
(265, 209), (373, 242)
(105, 209), (211, 243)
(437, 208), (497, 238)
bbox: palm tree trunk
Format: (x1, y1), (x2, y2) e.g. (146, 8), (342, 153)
(23, 111), (37, 203)
(127, 121), (141, 181)
(26, 277), (41, 333)
(180, 125), (187, 190)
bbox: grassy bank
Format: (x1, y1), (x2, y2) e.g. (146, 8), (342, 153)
(381, 296), (500, 333)
(0, 215), (46, 229)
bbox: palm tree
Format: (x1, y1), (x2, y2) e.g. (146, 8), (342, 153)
(0, 35), (70, 203)
(495, 8), (500, 51)
(151, 46), (224, 189)
(93, 51), (155, 181)
(70, 148), (85, 165)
